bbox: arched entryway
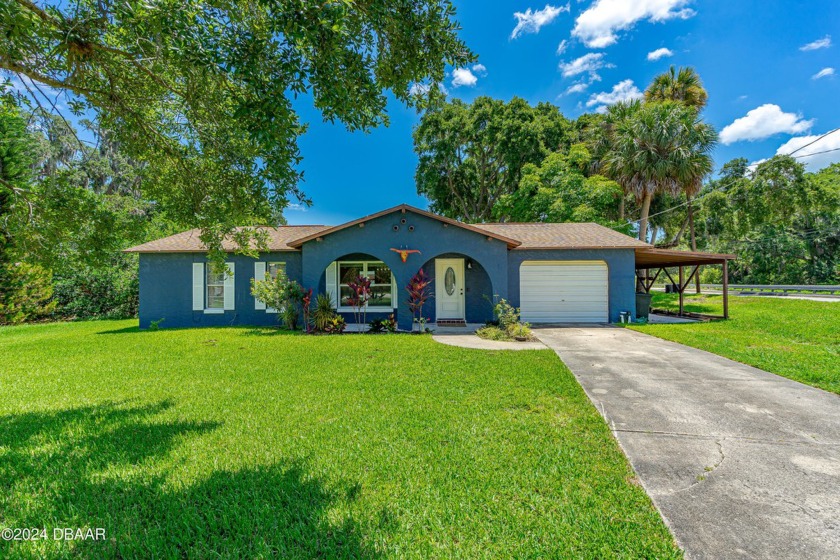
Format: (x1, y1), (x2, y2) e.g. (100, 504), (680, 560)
(312, 252), (398, 330)
(418, 252), (496, 325)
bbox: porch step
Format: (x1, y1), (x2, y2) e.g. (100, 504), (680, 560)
(436, 319), (467, 327)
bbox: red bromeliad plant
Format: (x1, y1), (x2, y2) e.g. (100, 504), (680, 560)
(406, 268), (433, 332)
(346, 274), (371, 329)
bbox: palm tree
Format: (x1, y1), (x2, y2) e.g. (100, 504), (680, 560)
(587, 103), (639, 221)
(645, 66), (708, 110)
(600, 100), (717, 242)
(645, 66), (710, 290)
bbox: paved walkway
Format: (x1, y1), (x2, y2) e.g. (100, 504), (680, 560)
(535, 327), (840, 560)
(432, 333), (545, 351)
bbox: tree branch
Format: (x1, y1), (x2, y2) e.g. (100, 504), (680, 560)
(0, 55), (102, 97)
(14, 0), (61, 25)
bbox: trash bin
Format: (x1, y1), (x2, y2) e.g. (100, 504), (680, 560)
(635, 292), (652, 319)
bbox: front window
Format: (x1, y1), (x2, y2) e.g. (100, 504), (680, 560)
(338, 261), (394, 308)
(206, 266), (226, 309)
(267, 262), (286, 279)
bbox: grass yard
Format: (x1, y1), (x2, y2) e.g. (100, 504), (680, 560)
(630, 293), (840, 395)
(0, 321), (680, 559)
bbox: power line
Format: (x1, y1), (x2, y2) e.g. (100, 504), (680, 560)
(793, 146), (840, 159)
(785, 128), (840, 156)
(630, 135), (840, 224)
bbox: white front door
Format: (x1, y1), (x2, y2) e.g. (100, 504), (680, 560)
(435, 258), (465, 320)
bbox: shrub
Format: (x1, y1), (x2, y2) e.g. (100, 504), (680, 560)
(507, 322), (533, 340)
(51, 258), (138, 319)
(699, 266), (723, 284)
(250, 268), (304, 329)
(312, 293), (337, 333)
(346, 274), (371, 327)
(406, 268), (433, 332)
(0, 261), (56, 325)
(493, 298), (520, 331)
(476, 325), (512, 341)
(368, 314), (397, 333)
(323, 315), (346, 334)
(301, 288), (313, 332)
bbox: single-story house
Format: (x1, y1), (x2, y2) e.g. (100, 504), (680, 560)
(125, 203), (734, 330)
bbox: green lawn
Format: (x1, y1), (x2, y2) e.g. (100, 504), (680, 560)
(0, 321), (679, 559)
(630, 293), (840, 394)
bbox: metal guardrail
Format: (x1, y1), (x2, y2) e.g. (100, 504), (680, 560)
(700, 284), (840, 294)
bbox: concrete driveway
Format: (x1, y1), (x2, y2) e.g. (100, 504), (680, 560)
(535, 327), (840, 560)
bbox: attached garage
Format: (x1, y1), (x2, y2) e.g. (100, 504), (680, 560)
(519, 260), (609, 323)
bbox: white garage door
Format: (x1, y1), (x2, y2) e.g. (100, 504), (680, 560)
(520, 261), (609, 323)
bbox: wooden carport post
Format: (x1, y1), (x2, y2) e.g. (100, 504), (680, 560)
(722, 259), (729, 319)
(678, 266), (684, 316)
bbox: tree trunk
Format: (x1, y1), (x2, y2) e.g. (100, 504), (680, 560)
(688, 197), (701, 293)
(638, 191), (653, 242)
(649, 225), (658, 245)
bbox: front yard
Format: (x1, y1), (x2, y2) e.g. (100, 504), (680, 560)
(0, 321), (679, 559)
(630, 293), (839, 395)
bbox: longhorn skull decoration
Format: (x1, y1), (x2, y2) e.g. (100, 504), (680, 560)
(390, 248), (421, 263)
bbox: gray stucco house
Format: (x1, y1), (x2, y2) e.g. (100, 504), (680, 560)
(126, 203), (693, 330)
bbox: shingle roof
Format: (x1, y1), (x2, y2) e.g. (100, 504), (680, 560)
(125, 209), (651, 253)
(124, 225), (329, 253)
(473, 222), (651, 249)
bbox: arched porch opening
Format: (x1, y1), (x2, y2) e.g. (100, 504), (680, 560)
(315, 252), (398, 331)
(417, 252), (496, 325)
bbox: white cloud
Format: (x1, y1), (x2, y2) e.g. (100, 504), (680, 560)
(647, 47), (674, 61)
(586, 79), (644, 112)
(564, 82), (589, 95)
(471, 63), (488, 76)
(746, 158), (768, 174)
(556, 39), (568, 55)
(511, 4), (569, 39)
(800, 35), (831, 51)
(812, 67), (835, 80)
(409, 83), (430, 96)
(451, 67), (478, 88)
(409, 82), (448, 96)
(719, 104), (814, 144)
(776, 132), (840, 171)
(572, 0), (694, 48)
(558, 52), (610, 80)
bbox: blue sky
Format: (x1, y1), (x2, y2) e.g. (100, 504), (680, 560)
(288, 0), (840, 225)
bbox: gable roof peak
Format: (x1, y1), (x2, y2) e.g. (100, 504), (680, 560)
(285, 203), (522, 248)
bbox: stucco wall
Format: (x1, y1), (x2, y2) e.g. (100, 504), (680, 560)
(138, 251), (302, 329)
(138, 212), (637, 329)
(300, 209), (510, 330)
(506, 248), (637, 323)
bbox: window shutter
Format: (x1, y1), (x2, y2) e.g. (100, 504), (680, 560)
(391, 273), (397, 310)
(254, 262), (266, 310)
(326, 261), (338, 308)
(223, 262), (235, 310)
(192, 263), (204, 311)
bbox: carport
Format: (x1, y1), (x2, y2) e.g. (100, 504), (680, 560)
(635, 248), (736, 319)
